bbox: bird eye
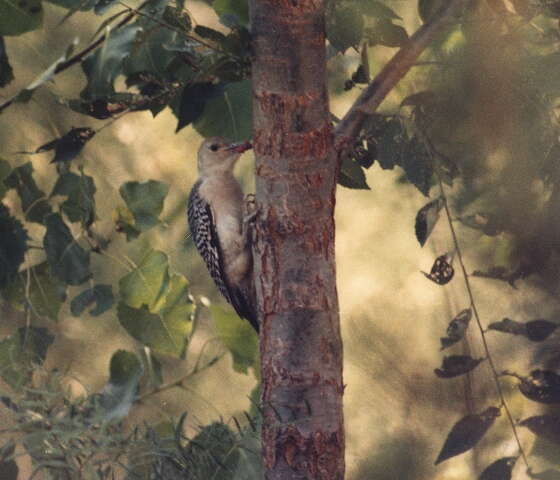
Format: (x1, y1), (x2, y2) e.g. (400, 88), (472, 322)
(209, 144), (219, 152)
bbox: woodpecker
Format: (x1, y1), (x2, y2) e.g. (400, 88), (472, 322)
(187, 137), (258, 331)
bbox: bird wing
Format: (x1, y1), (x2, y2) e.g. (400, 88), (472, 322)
(188, 181), (258, 330)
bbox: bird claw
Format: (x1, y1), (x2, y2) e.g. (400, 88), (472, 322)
(245, 194), (257, 216)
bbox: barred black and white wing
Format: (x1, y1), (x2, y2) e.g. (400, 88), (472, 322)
(188, 180), (231, 303)
(187, 181), (258, 331)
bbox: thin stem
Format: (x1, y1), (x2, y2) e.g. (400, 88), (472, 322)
(136, 353), (224, 402)
(436, 173), (529, 467)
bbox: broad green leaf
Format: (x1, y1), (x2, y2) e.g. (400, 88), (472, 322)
(479, 457), (517, 480)
(119, 250), (168, 309)
(375, 19), (408, 47)
(211, 305), (257, 374)
(37, 127), (96, 164)
(4, 163), (51, 223)
(123, 26), (178, 81)
(440, 309), (471, 350)
(434, 355), (484, 378)
(338, 156), (370, 190)
(194, 80), (252, 142)
(51, 171), (96, 226)
(43, 213), (91, 285)
(175, 82), (218, 132)
(118, 250), (194, 357)
(213, 0), (248, 26)
(117, 180), (168, 238)
(326, 5), (363, 53)
(0, 327), (54, 390)
(0, 204), (27, 288)
(418, 0), (445, 22)
(97, 350), (143, 420)
(0, 0), (43, 36)
(3, 262), (66, 320)
(415, 196), (444, 246)
(0, 37), (14, 87)
(117, 301), (192, 357)
(435, 407), (500, 464)
(359, 0), (401, 19)
(520, 415), (560, 444)
(82, 24), (142, 99)
(71, 284), (114, 316)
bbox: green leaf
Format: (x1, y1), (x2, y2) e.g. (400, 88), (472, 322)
(375, 19), (408, 47)
(98, 350), (143, 421)
(418, 0), (445, 22)
(175, 82), (218, 132)
(82, 24), (142, 99)
(3, 262), (66, 321)
(4, 162), (51, 223)
(359, 0), (401, 19)
(43, 213), (91, 285)
(0, 37), (14, 87)
(415, 196), (444, 246)
(326, 5), (364, 53)
(117, 301), (191, 357)
(213, 0), (248, 26)
(37, 127), (96, 164)
(479, 457), (517, 480)
(123, 26), (177, 81)
(211, 305), (257, 374)
(51, 171), (96, 226)
(0, 204), (27, 288)
(119, 250), (168, 309)
(435, 407), (500, 465)
(194, 80), (252, 142)
(71, 284), (114, 316)
(117, 180), (168, 238)
(0, 0), (43, 36)
(118, 250), (194, 357)
(338, 156), (370, 190)
(0, 327), (54, 390)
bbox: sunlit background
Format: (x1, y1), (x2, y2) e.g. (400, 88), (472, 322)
(2, 0), (560, 478)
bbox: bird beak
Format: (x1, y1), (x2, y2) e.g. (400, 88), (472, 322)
(226, 141), (252, 153)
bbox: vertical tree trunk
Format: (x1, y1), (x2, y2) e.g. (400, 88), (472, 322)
(250, 0), (345, 478)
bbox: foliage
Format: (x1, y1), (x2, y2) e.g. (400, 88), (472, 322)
(2, 0), (560, 477)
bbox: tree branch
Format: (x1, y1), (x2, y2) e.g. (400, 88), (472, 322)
(334, 0), (470, 144)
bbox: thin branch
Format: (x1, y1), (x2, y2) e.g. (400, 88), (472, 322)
(334, 0), (470, 145)
(135, 354), (224, 402)
(436, 173), (530, 468)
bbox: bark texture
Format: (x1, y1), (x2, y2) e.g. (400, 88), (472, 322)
(250, 0), (344, 478)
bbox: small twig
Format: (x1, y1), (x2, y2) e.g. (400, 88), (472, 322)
(136, 354), (224, 402)
(436, 172), (530, 467)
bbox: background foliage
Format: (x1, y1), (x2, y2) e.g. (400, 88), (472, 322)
(2, 0), (560, 478)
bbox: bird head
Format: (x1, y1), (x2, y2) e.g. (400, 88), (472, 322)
(197, 137), (252, 176)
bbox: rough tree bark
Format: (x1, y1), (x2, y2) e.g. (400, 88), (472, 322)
(250, 0), (344, 478)
(250, 0), (469, 478)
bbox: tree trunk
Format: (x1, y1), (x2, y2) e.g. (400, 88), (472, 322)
(250, 0), (345, 478)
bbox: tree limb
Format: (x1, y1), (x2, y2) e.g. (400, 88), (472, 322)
(334, 0), (470, 144)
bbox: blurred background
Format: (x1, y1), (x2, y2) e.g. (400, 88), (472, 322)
(2, 0), (560, 478)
